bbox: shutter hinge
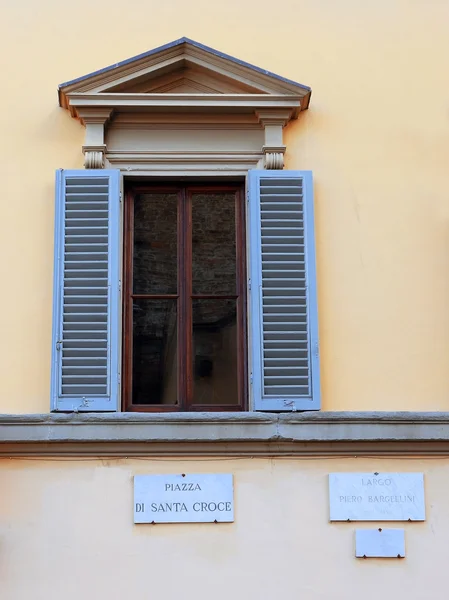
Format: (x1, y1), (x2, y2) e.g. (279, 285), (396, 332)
(283, 399), (297, 412)
(56, 340), (62, 351)
(248, 278), (251, 291)
(118, 280), (121, 293)
(250, 372), (253, 385)
(119, 192), (123, 203)
(246, 189), (250, 203)
(118, 373), (121, 385)
(314, 342), (319, 358)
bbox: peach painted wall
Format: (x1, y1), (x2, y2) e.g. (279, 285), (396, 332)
(1, 456), (447, 599)
(1, 0), (449, 412)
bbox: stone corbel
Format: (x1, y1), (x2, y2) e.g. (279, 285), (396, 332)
(77, 108), (113, 169)
(257, 109), (292, 170)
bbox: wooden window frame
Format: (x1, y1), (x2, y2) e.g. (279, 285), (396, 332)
(123, 183), (247, 412)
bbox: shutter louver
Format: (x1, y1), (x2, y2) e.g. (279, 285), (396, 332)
(51, 170), (120, 412)
(249, 170), (320, 411)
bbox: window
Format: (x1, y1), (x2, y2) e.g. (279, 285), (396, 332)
(123, 185), (247, 411)
(51, 170), (320, 413)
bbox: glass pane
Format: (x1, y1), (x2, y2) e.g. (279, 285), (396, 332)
(191, 299), (238, 405)
(192, 193), (236, 295)
(132, 299), (177, 405)
(133, 193), (177, 294)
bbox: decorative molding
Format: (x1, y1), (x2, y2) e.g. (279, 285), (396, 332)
(257, 110), (291, 169)
(263, 150), (285, 169)
(256, 109), (291, 127)
(105, 150), (262, 174)
(59, 38), (311, 110)
(145, 76), (224, 94)
(111, 113), (260, 126)
(66, 93), (302, 116)
(83, 145), (106, 168)
(76, 107), (114, 126)
(77, 108), (112, 169)
(2, 412), (449, 457)
(58, 39), (311, 172)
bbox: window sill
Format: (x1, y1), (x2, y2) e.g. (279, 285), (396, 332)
(1, 412), (449, 456)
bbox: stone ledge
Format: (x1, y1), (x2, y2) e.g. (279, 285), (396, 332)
(1, 412), (449, 456)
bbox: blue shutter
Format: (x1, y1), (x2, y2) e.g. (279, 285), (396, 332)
(248, 170), (320, 411)
(51, 170), (121, 411)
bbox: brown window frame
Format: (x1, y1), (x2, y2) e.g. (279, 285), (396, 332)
(123, 183), (247, 412)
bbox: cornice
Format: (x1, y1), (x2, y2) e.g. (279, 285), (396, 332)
(58, 37), (311, 102)
(66, 93), (302, 118)
(2, 412), (449, 457)
(58, 39), (311, 171)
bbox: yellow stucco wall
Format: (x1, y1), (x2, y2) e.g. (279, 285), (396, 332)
(1, 456), (447, 599)
(1, 0), (449, 413)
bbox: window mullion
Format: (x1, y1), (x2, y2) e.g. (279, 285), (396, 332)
(122, 189), (135, 411)
(235, 188), (247, 408)
(178, 188), (193, 409)
(185, 189), (193, 409)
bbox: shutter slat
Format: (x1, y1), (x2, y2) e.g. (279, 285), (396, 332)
(264, 360), (308, 365)
(62, 359), (108, 366)
(62, 330), (109, 339)
(263, 270), (305, 275)
(264, 350), (308, 357)
(64, 297), (107, 303)
(51, 169), (120, 412)
(265, 386), (310, 396)
(249, 170), (320, 411)
(264, 307), (307, 313)
(63, 354), (108, 359)
(62, 386), (108, 395)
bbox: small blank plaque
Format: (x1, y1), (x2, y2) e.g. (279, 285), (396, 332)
(355, 529), (405, 558)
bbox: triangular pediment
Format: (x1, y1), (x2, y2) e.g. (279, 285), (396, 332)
(59, 37), (311, 117)
(104, 64), (268, 95)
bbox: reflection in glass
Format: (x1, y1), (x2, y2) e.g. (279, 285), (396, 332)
(132, 299), (177, 404)
(133, 194), (177, 294)
(191, 299), (238, 405)
(192, 193), (236, 295)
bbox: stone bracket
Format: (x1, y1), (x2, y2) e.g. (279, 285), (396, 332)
(257, 109), (291, 169)
(262, 146), (287, 169)
(77, 108), (113, 169)
(82, 144), (107, 169)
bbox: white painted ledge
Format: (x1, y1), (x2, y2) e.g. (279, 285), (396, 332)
(1, 412), (449, 456)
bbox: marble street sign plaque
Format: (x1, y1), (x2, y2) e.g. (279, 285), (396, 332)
(355, 529), (405, 558)
(134, 473), (234, 523)
(329, 473), (425, 521)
